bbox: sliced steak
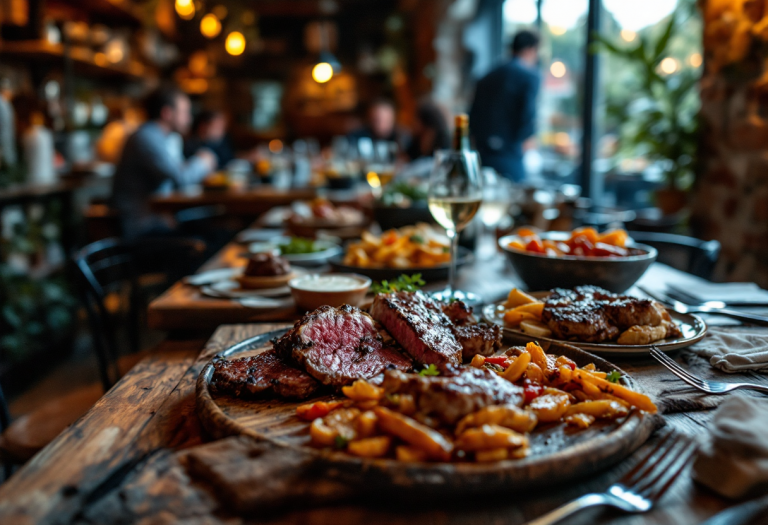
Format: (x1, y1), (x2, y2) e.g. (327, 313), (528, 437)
(274, 304), (411, 388)
(381, 367), (524, 425)
(210, 349), (320, 399)
(442, 300), (502, 360)
(370, 291), (462, 366)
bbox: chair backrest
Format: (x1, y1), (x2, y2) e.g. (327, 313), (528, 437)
(73, 237), (206, 390)
(627, 231), (721, 280)
(0, 381), (11, 482)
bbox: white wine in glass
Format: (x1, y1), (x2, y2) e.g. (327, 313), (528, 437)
(428, 114), (483, 303)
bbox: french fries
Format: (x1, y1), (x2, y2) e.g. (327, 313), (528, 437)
(502, 289), (551, 336)
(343, 223), (451, 268)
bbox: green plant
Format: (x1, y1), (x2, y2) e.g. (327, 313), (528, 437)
(596, 2), (699, 190)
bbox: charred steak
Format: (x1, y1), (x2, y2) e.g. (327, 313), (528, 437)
(210, 349), (320, 399)
(542, 286), (676, 343)
(370, 291), (463, 366)
(381, 367), (524, 425)
(442, 300), (502, 360)
(274, 304), (411, 388)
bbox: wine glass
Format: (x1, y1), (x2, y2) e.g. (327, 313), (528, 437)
(427, 149), (483, 303)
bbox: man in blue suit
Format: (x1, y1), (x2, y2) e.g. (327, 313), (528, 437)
(470, 30), (540, 182)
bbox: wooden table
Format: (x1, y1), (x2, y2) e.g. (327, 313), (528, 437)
(150, 186), (317, 217)
(0, 320), (745, 525)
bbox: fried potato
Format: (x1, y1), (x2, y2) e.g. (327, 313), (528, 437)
(564, 400), (629, 419)
(565, 413), (595, 429)
(526, 341), (550, 372)
(573, 370), (657, 413)
(617, 324), (667, 345)
(475, 448), (509, 462)
(455, 405), (538, 435)
(342, 379), (384, 401)
(455, 424), (528, 451)
(504, 288), (539, 308)
(503, 310), (538, 326)
(343, 224), (450, 269)
(348, 436), (391, 458)
(396, 445), (429, 462)
(374, 406), (453, 461)
(355, 410), (379, 438)
(528, 392), (571, 423)
(310, 407), (361, 446)
(501, 351), (531, 382)
(520, 319), (552, 338)
(511, 302), (545, 317)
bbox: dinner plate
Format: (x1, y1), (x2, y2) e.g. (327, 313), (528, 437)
(481, 297), (707, 355)
(328, 246), (473, 283)
(248, 237), (343, 266)
(184, 267), (240, 287)
(201, 279), (292, 299)
(195, 329), (657, 495)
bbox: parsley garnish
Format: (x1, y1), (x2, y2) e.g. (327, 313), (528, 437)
(371, 274), (426, 294)
(409, 234), (425, 244)
(419, 364), (440, 377)
(606, 371), (622, 383)
(334, 435), (349, 449)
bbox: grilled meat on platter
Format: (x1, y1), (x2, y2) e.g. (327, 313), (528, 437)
(211, 292), (505, 401)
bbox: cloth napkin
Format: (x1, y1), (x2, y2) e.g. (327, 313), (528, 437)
(690, 328), (768, 373)
(693, 396), (768, 499)
(668, 282), (768, 305)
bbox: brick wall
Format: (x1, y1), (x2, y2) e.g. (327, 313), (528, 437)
(693, 0), (768, 285)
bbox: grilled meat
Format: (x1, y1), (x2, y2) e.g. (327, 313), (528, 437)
(381, 366), (524, 425)
(442, 300), (502, 360)
(542, 286), (674, 343)
(274, 304), (412, 388)
(210, 349), (320, 399)
(370, 291), (463, 366)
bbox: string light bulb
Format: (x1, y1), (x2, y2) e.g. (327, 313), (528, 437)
(225, 31), (246, 56)
(312, 62), (333, 83)
(175, 0), (195, 20)
(550, 61), (566, 78)
(200, 14), (221, 38)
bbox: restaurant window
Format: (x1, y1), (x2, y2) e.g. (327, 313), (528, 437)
(501, 0), (701, 210)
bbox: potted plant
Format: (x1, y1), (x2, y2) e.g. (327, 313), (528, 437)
(597, 1), (699, 215)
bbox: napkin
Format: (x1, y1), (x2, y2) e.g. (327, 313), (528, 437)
(691, 328), (768, 373)
(692, 396), (768, 499)
(667, 282), (768, 305)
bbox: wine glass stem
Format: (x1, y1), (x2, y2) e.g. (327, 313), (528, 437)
(447, 228), (458, 297)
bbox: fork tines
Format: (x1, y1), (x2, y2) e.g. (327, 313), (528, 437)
(616, 431), (698, 501)
(650, 347), (711, 392)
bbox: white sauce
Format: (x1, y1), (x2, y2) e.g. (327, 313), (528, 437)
(291, 274), (365, 292)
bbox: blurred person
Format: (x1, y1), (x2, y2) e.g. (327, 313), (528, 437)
(95, 107), (143, 164)
(470, 29), (540, 182)
(406, 100), (451, 160)
(348, 98), (410, 152)
(184, 110), (235, 169)
(111, 86), (216, 239)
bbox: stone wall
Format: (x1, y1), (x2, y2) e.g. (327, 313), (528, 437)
(693, 0), (768, 286)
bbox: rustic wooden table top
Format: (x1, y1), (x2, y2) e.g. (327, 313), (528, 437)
(150, 186), (317, 216)
(0, 321), (744, 525)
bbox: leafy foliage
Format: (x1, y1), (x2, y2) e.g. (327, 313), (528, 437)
(418, 364), (440, 377)
(371, 274), (426, 294)
(596, 0), (699, 189)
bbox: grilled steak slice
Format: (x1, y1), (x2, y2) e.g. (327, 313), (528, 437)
(381, 367), (524, 425)
(442, 300), (502, 360)
(370, 291), (463, 366)
(210, 349), (320, 399)
(274, 304), (412, 388)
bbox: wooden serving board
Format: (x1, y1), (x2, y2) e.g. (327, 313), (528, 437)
(196, 329), (659, 494)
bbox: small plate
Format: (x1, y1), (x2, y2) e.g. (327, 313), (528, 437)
(481, 299), (707, 355)
(248, 237), (343, 266)
(184, 268), (240, 287)
(202, 280), (292, 299)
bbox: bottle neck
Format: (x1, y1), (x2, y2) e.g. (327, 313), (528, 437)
(453, 123), (469, 151)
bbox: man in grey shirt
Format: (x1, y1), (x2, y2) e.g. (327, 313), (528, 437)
(111, 87), (216, 238)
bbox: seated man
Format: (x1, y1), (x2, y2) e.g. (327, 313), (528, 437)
(184, 110), (235, 169)
(111, 87), (216, 239)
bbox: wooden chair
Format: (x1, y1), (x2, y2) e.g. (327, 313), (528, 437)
(0, 382), (11, 482)
(627, 231), (721, 280)
(0, 237), (206, 466)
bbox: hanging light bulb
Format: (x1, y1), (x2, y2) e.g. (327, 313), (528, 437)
(200, 13), (221, 38)
(312, 62), (334, 83)
(175, 0), (195, 20)
(225, 31), (246, 56)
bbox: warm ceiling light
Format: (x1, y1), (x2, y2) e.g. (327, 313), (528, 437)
(620, 29), (636, 42)
(189, 50), (208, 75)
(212, 5), (228, 19)
(660, 57), (678, 75)
(689, 52), (703, 68)
(225, 31), (246, 56)
(175, 0), (195, 20)
(549, 25), (566, 36)
(550, 61), (566, 78)
(200, 14), (221, 38)
(312, 62), (333, 83)
(268, 139), (283, 153)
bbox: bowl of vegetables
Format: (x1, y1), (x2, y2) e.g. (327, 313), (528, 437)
(249, 236), (342, 266)
(498, 227), (657, 293)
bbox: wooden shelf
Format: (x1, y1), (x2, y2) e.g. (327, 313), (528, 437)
(0, 40), (155, 82)
(47, 0), (143, 27)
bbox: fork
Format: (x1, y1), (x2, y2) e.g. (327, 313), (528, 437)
(526, 431), (698, 525)
(650, 347), (768, 395)
(639, 287), (768, 327)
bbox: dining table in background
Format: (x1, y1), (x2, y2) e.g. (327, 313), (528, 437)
(150, 186), (318, 218)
